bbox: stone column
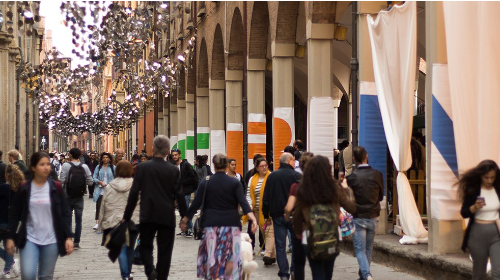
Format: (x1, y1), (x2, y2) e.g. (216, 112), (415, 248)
(0, 32), (13, 155)
(272, 42), (295, 169)
(197, 87), (210, 158)
(358, 1), (389, 234)
(177, 99), (187, 159)
(225, 70), (244, 174)
(306, 22), (335, 163)
(209, 79), (226, 156)
(186, 92), (195, 163)
(426, 1), (461, 254)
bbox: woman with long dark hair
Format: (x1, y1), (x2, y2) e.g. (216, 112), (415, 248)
(293, 155), (356, 279)
(6, 152), (73, 279)
(92, 152), (115, 230)
(458, 159), (500, 279)
(180, 153), (257, 279)
(0, 164), (24, 278)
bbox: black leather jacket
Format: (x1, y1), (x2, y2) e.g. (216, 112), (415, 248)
(346, 165), (384, 219)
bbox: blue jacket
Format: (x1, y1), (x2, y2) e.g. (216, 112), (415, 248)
(92, 164), (115, 201)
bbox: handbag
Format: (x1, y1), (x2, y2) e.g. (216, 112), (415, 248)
(133, 238), (143, 265)
(193, 177), (210, 240)
(340, 207), (355, 238)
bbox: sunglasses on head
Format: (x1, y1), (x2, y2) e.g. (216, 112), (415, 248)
(171, 149), (180, 153)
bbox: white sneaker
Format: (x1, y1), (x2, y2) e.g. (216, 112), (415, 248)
(10, 259), (19, 277)
(1, 271), (11, 278)
(93, 224), (98, 230)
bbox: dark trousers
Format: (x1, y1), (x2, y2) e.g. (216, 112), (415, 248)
(292, 233), (306, 280)
(248, 220), (265, 251)
(88, 183), (95, 198)
(95, 195), (103, 220)
(303, 244), (336, 280)
(140, 223), (175, 280)
(68, 196), (84, 244)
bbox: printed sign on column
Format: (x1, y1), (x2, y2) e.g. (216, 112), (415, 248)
(274, 107), (295, 170)
(197, 127), (210, 161)
(227, 123), (244, 175)
(309, 97), (335, 164)
(177, 133), (186, 160)
(359, 81), (387, 196)
(248, 113), (266, 170)
(431, 64), (460, 220)
(186, 130), (195, 164)
(170, 136), (178, 150)
(210, 130), (226, 173)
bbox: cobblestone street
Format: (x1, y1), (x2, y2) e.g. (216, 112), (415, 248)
(0, 198), (423, 280)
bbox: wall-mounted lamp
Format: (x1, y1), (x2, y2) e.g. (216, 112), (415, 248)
(295, 44), (306, 58)
(266, 59), (272, 71)
(334, 24), (347, 41)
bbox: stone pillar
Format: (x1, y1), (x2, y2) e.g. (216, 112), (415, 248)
(0, 32), (13, 155)
(197, 87), (210, 158)
(8, 47), (19, 150)
(359, 1), (389, 234)
(306, 22), (335, 163)
(177, 99), (187, 159)
(186, 92), (195, 163)
(209, 79), (226, 157)
(247, 59), (266, 114)
(225, 70), (243, 124)
(272, 42), (295, 169)
(426, 1), (462, 254)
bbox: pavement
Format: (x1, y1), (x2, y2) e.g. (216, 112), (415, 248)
(1, 197), (423, 279)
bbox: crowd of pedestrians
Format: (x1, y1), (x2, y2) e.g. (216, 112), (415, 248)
(0, 134), (455, 280)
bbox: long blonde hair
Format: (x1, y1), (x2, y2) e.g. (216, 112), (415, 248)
(6, 164), (25, 191)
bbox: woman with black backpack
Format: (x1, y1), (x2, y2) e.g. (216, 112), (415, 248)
(92, 152), (115, 230)
(292, 155), (356, 279)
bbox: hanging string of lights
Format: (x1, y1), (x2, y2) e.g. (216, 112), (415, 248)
(20, 1), (197, 137)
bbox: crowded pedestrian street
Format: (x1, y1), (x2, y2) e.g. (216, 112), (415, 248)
(29, 202), (419, 280)
(1, 1), (500, 279)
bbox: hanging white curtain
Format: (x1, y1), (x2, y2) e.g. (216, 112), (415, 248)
(367, 2), (428, 244)
(443, 2), (500, 172)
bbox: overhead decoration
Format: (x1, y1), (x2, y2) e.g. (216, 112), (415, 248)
(21, 1), (197, 137)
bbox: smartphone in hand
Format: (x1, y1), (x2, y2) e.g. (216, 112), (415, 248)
(477, 196), (486, 205)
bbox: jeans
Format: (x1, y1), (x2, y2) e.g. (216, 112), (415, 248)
(118, 226), (139, 279)
(287, 229), (293, 250)
(0, 224), (13, 272)
(353, 218), (378, 280)
(68, 196), (84, 244)
(302, 244), (336, 280)
(273, 216), (294, 278)
(20, 240), (59, 280)
(184, 194), (193, 230)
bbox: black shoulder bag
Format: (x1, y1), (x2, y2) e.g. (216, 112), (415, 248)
(193, 176), (210, 240)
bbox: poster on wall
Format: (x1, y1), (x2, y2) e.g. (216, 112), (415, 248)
(248, 113), (266, 170)
(186, 130), (195, 164)
(227, 123), (244, 175)
(197, 127), (210, 161)
(177, 133), (186, 160)
(210, 130), (226, 173)
(274, 107), (295, 170)
(309, 97), (335, 164)
(430, 64), (461, 220)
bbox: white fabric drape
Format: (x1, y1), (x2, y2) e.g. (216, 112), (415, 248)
(367, 2), (428, 243)
(443, 2), (500, 172)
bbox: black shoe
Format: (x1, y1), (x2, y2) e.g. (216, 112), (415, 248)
(176, 231), (186, 237)
(148, 270), (157, 280)
(184, 230), (193, 238)
(263, 256), (274, 265)
(74, 243), (81, 250)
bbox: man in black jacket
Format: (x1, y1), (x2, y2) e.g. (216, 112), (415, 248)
(346, 146), (383, 280)
(262, 152), (301, 280)
(169, 148), (198, 237)
(123, 135), (187, 280)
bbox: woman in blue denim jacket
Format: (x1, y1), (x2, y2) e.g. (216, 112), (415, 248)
(92, 152), (115, 230)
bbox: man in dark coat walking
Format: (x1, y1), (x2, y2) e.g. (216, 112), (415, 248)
(123, 135), (187, 280)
